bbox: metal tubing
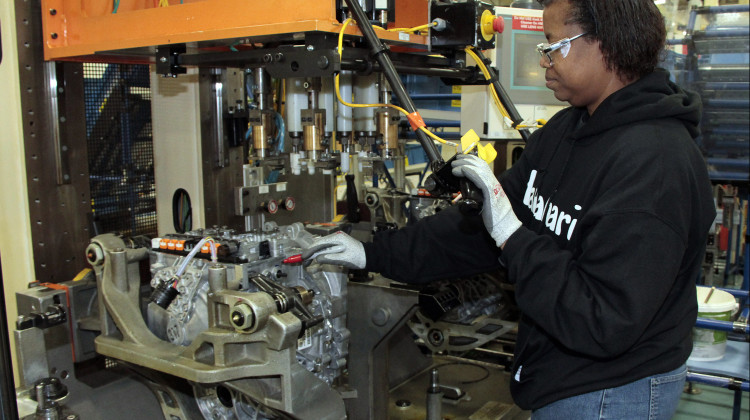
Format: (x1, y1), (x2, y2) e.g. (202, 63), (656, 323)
(694, 4), (750, 14)
(426, 368), (443, 420)
(342, 0), (443, 165)
(397, 94), (461, 101)
(212, 69), (227, 168)
(254, 67), (270, 111)
(340, 58), (477, 81)
(421, 119), (460, 128)
(706, 158), (750, 168)
(687, 371), (749, 392)
(711, 127), (750, 136)
(405, 132), (461, 140)
(697, 28), (750, 38)
(706, 99), (750, 109)
(695, 317), (750, 334)
(708, 171), (750, 182)
(703, 82), (750, 91)
(43, 62), (68, 185)
(208, 264), (228, 292)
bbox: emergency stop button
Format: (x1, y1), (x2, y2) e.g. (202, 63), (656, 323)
(480, 10), (505, 42)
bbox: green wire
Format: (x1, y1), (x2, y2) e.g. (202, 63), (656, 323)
(112, 0), (120, 13)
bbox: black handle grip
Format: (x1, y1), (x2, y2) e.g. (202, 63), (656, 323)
(458, 178), (483, 214)
(424, 154), (484, 214)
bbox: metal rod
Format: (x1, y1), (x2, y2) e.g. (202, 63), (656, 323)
(211, 69), (227, 168)
(694, 4), (750, 14)
(696, 28), (750, 38)
(708, 171), (750, 182)
(44, 62), (70, 185)
(706, 158), (750, 168)
(695, 317), (750, 334)
(342, 0), (443, 165)
(340, 59), (475, 79)
(473, 346), (514, 358)
(254, 67), (270, 111)
(687, 371), (749, 392)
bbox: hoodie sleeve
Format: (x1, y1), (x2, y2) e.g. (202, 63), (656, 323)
(500, 125), (709, 359)
(363, 205), (503, 284)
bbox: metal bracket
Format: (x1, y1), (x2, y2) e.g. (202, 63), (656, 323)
(155, 44), (187, 77)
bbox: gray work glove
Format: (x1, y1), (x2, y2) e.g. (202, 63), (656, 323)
(451, 154), (522, 248)
(300, 231), (366, 269)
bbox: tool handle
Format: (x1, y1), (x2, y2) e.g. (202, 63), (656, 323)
(458, 178), (483, 214)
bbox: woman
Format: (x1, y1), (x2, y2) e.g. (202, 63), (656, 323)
(304, 0), (716, 417)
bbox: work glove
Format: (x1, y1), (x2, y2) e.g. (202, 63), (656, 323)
(451, 154), (522, 248)
(300, 231), (366, 269)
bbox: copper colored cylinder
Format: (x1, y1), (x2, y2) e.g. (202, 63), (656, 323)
(303, 112), (325, 152)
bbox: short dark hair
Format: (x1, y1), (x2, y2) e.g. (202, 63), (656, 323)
(538, 0), (666, 80)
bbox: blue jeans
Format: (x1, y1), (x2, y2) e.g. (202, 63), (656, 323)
(531, 364), (687, 420)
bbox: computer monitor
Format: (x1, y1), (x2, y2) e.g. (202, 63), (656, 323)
(494, 7), (566, 106)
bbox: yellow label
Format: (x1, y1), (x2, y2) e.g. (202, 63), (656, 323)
(451, 99), (461, 108)
(460, 130), (497, 164)
(73, 268), (92, 281)
(452, 86), (462, 94)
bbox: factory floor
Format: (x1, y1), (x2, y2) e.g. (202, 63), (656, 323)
(675, 384), (749, 419)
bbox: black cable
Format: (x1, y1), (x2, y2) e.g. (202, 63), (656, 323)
(434, 361), (491, 385)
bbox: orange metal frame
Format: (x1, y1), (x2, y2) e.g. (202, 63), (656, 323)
(41, 0), (430, 61)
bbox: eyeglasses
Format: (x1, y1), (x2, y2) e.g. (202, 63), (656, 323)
(536, 33), (587, 66)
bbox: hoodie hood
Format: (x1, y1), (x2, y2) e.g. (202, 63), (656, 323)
(572, 68), (702, 142)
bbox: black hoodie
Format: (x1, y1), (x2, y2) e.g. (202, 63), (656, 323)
(364, 69), (716, 409)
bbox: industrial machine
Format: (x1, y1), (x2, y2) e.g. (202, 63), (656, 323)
(11, 0), (538, 418)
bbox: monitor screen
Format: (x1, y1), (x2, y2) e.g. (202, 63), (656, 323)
(493, 7), (566, 106)
(512, 32), (547, 90)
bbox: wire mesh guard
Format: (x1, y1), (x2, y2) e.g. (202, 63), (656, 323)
(83, 63), (157, 237)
